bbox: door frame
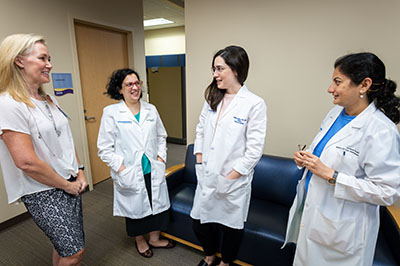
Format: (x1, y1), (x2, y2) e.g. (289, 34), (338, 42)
(67, 15), (138, 190)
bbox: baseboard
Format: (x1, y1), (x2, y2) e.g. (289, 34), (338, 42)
(0, 211), (31, 232)
(161, 232), (253, 266)
(167, 137), (186, 145)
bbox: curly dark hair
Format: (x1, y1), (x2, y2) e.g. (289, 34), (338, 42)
(105, 68), (141, 100)
(205, 45), (249, 111)
(335, 52), (400, 124)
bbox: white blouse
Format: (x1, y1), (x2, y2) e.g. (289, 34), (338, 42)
(0, 93), (78, 204)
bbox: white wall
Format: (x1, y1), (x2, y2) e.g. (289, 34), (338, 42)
(0, 0), (145, 223)
(145, 26), (185, 55)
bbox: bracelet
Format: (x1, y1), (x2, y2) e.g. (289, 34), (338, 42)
(78, 165), (85, 171)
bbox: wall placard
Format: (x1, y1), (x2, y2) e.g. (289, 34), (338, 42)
(52, 73), (73, 96)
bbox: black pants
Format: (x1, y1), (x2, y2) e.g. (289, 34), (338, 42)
(192, 219), (244, 264)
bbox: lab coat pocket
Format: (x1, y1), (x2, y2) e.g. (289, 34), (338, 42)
(308, 207), (357, 255)
(152, 160), (166, 185)
(195, 164), (204, 188)
(116, 166), (138, 191)
(216, 175), (241, 194)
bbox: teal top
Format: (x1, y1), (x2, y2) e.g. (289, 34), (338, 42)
(134, 112), (151, 175)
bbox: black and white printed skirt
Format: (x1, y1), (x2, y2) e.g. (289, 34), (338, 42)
(21, 186), (85, 257)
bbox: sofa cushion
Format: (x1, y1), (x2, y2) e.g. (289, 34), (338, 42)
(167, 182), (200, 245)
(235, 197), (295, 265)
(169, 183), (196, 215)
(245, 198), (289, 243)
(252, 154), (303, 207)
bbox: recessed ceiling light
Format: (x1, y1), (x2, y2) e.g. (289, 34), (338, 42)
(144, 18), (174, 27)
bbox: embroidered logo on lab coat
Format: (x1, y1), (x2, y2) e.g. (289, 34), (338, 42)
(336, 146), (359, 156)
(117, 121), (132, 124)
(233, 116), (247, 125)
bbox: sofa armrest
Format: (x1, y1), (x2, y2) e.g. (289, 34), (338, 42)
(166, 164), (185, 191)
(387, 205), (400, 230)
(166, 164), (185, 177)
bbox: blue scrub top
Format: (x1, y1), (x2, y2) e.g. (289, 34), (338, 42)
(305, 109), (356, 192)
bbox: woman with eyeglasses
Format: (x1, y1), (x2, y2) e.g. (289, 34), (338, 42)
(0, 34), (87, 265)
(97, 68), (175, 258)
(283, 53), (400, 266)
(191, 45), (267, 266)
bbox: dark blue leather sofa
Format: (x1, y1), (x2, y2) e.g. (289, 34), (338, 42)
(163, 144), (400, 266)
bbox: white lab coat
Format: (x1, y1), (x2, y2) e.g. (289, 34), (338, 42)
(191, 85), (267, 229)
(284, 103), (400, 266)
(97, 100), (170, 219)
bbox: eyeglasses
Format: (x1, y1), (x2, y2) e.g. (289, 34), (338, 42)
(124, 81), (143, 88)
(211, 66), (226, 74)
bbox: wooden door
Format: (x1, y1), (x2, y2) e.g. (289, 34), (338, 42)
(148, 67), (185, 143)
(75, 22), (129, 184)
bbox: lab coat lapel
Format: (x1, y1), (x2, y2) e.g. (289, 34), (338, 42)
(139, 100), (150, 125)
(210, 101), (222, 127)
(218, 85), (248, 121)
(118, 101), (136, 123)
(324, 103), (375, 150)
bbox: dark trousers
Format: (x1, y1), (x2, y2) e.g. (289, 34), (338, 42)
(192, 219), (244, 264)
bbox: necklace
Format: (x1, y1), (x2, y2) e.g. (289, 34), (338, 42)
(38, 93), (61, 137)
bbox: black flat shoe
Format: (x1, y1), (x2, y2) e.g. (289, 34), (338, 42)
(135, 242), (153, 258)
(197, 259), (209, 266)
(149, 239), (176, 249)
(197, 257), (220, 266)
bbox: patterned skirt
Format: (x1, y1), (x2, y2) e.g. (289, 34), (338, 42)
(21, 186), (84, 257)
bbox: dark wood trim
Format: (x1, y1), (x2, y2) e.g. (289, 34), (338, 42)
(0, 211), (30, 232)
(167, 137), (186, 145)
(180, 66), (187, 144)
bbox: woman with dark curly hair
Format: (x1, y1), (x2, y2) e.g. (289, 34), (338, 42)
(97, 68), (175, 258)
(284, 52), (400, 266)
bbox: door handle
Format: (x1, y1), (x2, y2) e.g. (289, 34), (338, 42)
(85, 115), (96, 121)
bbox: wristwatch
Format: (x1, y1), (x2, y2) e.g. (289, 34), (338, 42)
(328, 170), (338, 185)
(78, 165), (85, 171)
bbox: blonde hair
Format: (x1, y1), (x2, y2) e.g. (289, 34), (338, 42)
(0, 33), (47, 107)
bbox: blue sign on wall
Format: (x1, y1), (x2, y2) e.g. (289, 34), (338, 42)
(52, 73), (73, 96)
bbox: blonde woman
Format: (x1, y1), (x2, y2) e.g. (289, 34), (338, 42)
(0, 34), (87, 266)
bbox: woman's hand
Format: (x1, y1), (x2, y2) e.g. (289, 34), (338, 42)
(300, 151), (335, 180)
(64, 181), (81, 196)
(195, 153), (202, 164)
(77, 170), (88, 193)
(226, 169), (242, 180)
(293, 151), (306, 167)
(117, 163), (126, 173)
(157, 156), (165, 163)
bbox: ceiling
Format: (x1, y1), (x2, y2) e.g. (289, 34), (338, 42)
(143, 0), (184, 31)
